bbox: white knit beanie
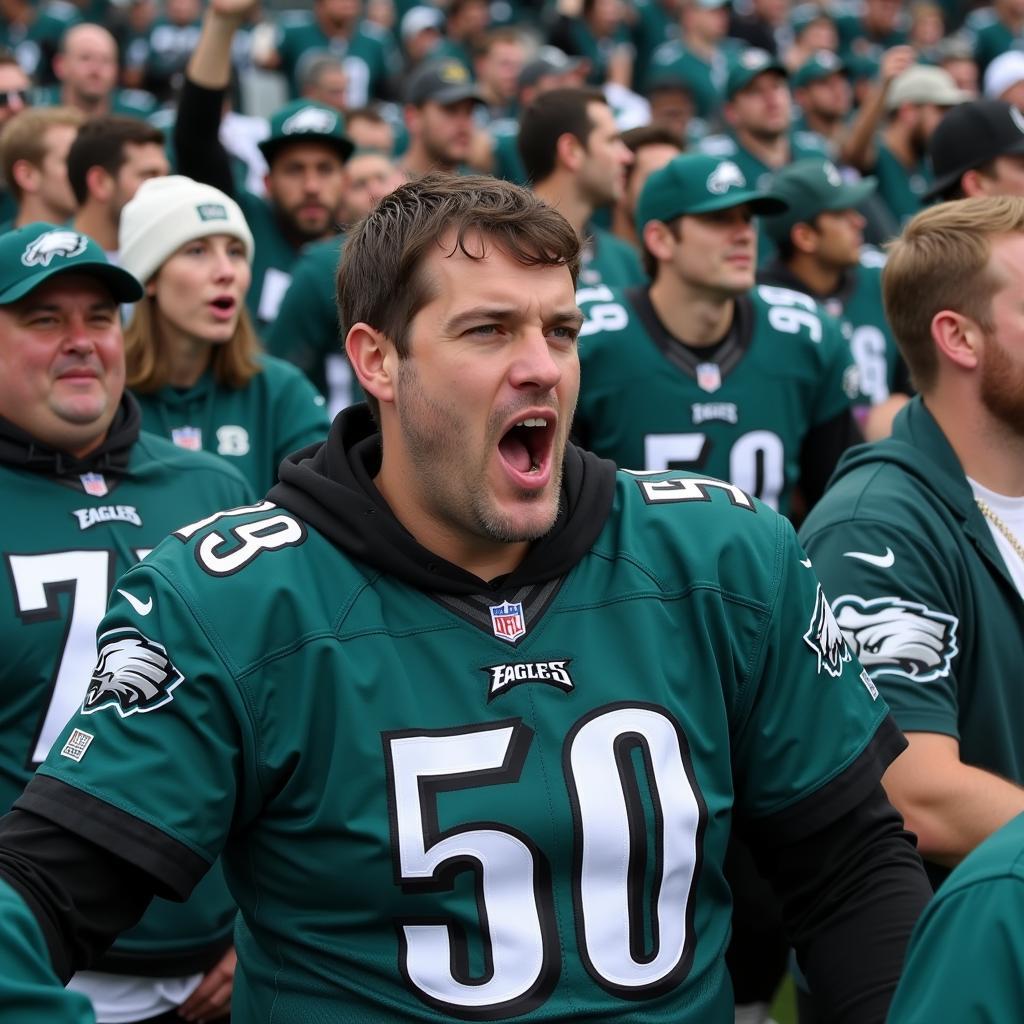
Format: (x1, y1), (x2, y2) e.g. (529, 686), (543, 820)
(118, 175), (256, 284)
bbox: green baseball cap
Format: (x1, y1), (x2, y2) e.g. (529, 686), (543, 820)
(789, 3), (834, 37)
(761, 159), (876, 242)
(636, 153), (788, 234)
(0, 223), (143, 305)
(726, 48), (788, 99)
(258, 100), (354, 165)
(792, 50), (846, 90)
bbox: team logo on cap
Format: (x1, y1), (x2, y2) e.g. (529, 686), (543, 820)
(21, 230), (87, 267)
(823, 161), (842, 187)
(196, 202), (228, 221)
(706, 161), (746, 194)
(439, 61), (469, 83)
(740, 48), (771, 69)
(282, 106), (337, 135)
(1012, 105), (1024, 136)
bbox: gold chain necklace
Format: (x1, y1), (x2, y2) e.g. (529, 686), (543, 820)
(976, 498), (1024, 565)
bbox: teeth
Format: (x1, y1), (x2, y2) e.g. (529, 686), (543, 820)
(515, 418), (548, 428)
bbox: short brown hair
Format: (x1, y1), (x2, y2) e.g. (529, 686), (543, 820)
(66, 115), (164, 206)
(883, 196), (1024, 392)
(338, 173), (581, 421)
(0, 107), (84, 200)
(123, 296), (261, 393)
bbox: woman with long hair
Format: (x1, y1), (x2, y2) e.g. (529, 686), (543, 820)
(119, 175), (330, 493)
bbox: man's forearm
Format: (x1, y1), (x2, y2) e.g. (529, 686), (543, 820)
(188, 8), (245, 90)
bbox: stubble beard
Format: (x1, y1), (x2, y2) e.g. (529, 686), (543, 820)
(979, 330), (1024, 438)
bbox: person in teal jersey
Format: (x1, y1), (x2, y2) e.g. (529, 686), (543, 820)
(888, 811), (1024, 1023)
(35, 24), (158, 120)
(429, 0), (490, 71)
(834, 0), (909, 62)
(519, 86), (645, 288)
(791, 51), (853, 157)
(0, 880), (93, 1024)
(574, 152), (863, 518)
(119, 176), (329, 494)
(555, 0), (635, 87)
(126, 0), (203, 103)
(0, 171), (929, 1024)
(645, 0), (737, 119)
(963, 0), (1024, 75)
(176, 0), (353, 332)
(268, 150), (406, 414)
(799, 197), (1024, 903)
(842, 57), (968, 226)
(0, 223), (252, 1023)
(759, 158), (910, 439)
(631, 0), (681, 92)
(697, 49), (830, 265)
(261, 0), (401, 103)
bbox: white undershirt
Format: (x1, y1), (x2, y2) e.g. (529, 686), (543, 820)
(968, 477), (1024, 598)
(66, 970), (203, 1023)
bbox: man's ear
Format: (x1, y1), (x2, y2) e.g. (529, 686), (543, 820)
(346, 322), (397, 407)
(931, 309), (981, 372)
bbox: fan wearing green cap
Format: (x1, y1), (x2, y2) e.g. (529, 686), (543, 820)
(0, 222), (253, 1024)
(696, 48), (830, 263)
(175, 0), (354, 331)
(759, 158), (911, 439)
(574, 151), (863, 519)
(791, 50), (854, 153)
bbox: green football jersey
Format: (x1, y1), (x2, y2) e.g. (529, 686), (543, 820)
(963, 7), (1024, 73)
(132, 355), (330, 494)
(274, 12), (400, 103)
(0, 425), (252, 968)
(33, 426), (892, 1022)
(888, 811), (1024, 1023)
(0, 879), (94, 1024)
(31, 83), (159, 119)
(578, 225), (647, 289)
(870, 142), (931, 227)
(759, 253), (907, 407)
(645, 40), (729, 118)
(574, 283), (858, 516)
(265, 235), (364, 417)
(799, 398), (1024, 888)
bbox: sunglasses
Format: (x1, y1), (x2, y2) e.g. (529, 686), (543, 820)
(0, 90), (29, 108)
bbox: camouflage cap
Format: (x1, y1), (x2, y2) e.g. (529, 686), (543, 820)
(636, 153), (788, 234)
(0, 223), (142, 305)
(258, 99), (354, 165)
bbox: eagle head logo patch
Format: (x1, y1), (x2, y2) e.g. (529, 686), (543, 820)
(804, 584), (851, 678)
(832, 595), (959, 682)
(83, 629), (183, 717)
(706, 160), (746, 195)
(21, 229), (88, 267)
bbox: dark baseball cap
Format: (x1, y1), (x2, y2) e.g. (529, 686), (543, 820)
(925, 99), (1024, 200)
(518, 46), (585, 91)
(259, 99), (354, 165)
(762, 159), (876, 242)
(0, 223), (143, 305)
(726, 48), (788, 99)
(636, 153), (787, 234)
(405, 58), (485, 106)
(792, 50), (846, 90)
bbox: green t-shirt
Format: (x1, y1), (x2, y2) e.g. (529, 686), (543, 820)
(266, 235), (366, 417)
(645, 40), (728, 119)
(574, 283), (858, 516)
(274, 13), (400, 103)
(631, 0), (678, 94)
(579, 225), (646, 289)
(34, 459), (891, 1021)
(132, 356), (330, 495)
(0, 879), (94, 1024)
(0, 430), (252, 965)
(132, 16), (203, 86)
(31, 83), (159, 119)
(888, 811), (1024, 1023)
(799, 397), (1024, 888)
(870, 141), (931, 227)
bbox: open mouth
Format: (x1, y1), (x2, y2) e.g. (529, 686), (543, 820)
(497, 414), (557, 485)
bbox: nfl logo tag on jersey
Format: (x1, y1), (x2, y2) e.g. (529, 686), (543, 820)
(489, 602), (526, 643)
(80, 472), (108, 497)
(696, 362), (721, 393)
(171, 426), (203, 451)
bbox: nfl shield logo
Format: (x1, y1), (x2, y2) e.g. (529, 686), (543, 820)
(171, 426), (203, 451)
(489, 602), (526, 643)
(80, 472), (108, 497)
(696, 362), (722, 393)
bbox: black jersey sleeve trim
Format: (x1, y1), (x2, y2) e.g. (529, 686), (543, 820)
(799, 408), (863, 510)
(15, 775), (210, 901)
(740, 714), (907, 847)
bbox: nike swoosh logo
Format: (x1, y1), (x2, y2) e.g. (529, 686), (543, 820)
(799, 558), (813, 568)
(843, 547), (895, 568)
(117, 589), (153, 616)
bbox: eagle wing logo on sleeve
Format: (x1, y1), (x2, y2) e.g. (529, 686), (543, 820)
(831, 595), (959, 682)
(803, 583), (852, 678)
(82, 629), (184, 717)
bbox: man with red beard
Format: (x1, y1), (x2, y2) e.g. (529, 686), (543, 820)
(174, 0), (353, 332)
(801, 197), (1024, 910)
